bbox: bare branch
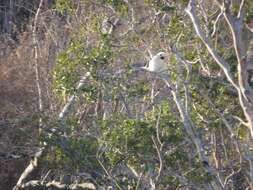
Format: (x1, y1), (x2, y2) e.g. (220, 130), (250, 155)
(237, 0), (245, 19)
(186, 0), (253, 139)
(13, 70), (91, 190)
(13, 149), (44, 190)
(20, 180), (97, 190)
(32, 0), (43, 131)
(211, 10), (223, 37)
(185, 0), (238, 90)
(233, 115), (249, 127)
(151, 136), (163, 182)
(59, 72), (91, 119)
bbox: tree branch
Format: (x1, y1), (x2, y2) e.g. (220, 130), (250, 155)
(186, 0), (253, 139)
(185, 0), (238, 90)
(58, 72), (91, 119)
(13, 72), (91, 190)
(20, 180), (97, 190)
(13, 149), (44, 190)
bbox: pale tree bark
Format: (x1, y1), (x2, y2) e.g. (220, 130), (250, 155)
(186, 0), (253, 138)
(13, 1), (45, 189)
(12, 149), (43, 190)
(13, 70), (92, 190)
(59, 72), (91, 120)
(13, 75), (93, 190)
(162, 41), (250, 188)
(18, 180), (97, 190)
(33, 0), (44, 132)
(163, 78), (225, 189)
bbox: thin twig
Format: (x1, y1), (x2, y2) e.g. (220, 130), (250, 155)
(152, 136), (163, 182)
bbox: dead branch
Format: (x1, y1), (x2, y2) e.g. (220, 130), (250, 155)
(13, 70), (91, 190)
(186, 0), (238, 90)
(13, 149), (44, 190)
(59, 72), (91, 119)
(33, 0), (44, 131)
(19, 180), (97, 190)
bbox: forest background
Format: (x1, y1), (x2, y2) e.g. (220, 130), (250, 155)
(1, 0), (253, 189)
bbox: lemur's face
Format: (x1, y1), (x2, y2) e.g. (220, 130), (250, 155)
(146, 52), (168, 73)
(154, 52), (168, 62)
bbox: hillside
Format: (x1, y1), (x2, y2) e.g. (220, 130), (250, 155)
(1, 0), (253, 190)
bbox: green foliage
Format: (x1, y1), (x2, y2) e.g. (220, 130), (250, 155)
(42, 118), (99, 171)
(237, 127), (248, 140)
(55, 0), (75, 13)
(100, 100), (186, 177)
(146, 102), (184, 141)
(83, 35), (114, 73)
(246, 2), (253, 23)
(50, 136), (99, 171)
(53, 33), (113, 100)
(145, 0), (187, 11)
(36, 0), (253, 188)
(160, 175), (180, 189)
(99, 0), (128, 15)
(53, 50), (79, 98)
(101, 115), (155, 166)
(127, 81), (150, 97)
(165, 16), (184, 37)
(246, 12), (253, 23)
(185, 168), (213, 184)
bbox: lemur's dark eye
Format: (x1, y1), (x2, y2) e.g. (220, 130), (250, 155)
(160, 56), (164, 60)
